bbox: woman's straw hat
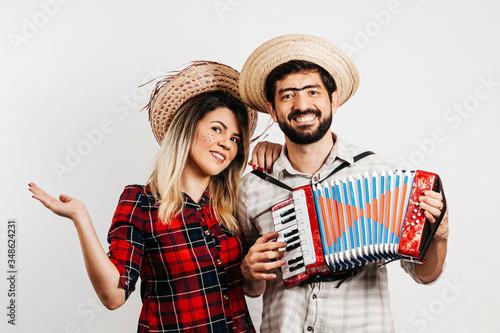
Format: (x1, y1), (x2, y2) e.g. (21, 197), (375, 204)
(239, 34), (360, 113)
(147, 61), (258, 144)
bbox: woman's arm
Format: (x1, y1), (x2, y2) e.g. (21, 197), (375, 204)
(29, 183), (125, 310)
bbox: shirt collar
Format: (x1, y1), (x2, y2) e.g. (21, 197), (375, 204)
(271, 132), (355, 179)
(182, 186), (210, 208)
(143, 184), (210, 209)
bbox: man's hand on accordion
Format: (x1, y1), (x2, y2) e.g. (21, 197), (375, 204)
(415, 190), (449, 283)
(419, 190), (449, 241)
(241, 232), (287, 296)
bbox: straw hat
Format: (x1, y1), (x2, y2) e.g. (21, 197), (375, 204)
(239, 34), (360, 113)
(147, 61), (258, 144)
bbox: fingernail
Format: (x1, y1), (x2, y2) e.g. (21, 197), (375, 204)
(267, 169), (272, 174)
(253, 164), (257, 170)
(259, 167), (264, 172)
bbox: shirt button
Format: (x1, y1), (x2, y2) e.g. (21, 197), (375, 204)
(313, 176), (319, 183)
(204, 230), (211, 236)
(216, 258), (223, 265)
(307, 326), (313, 331)
(223, 294), (229, 301)
(124, 280), (129, 286)
(196, 207), (202, 211)
(312, 294), (317, 299)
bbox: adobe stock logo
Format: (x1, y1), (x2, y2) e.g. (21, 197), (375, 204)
(51, 65), (165, 182)
(213, 0), (244, 21)
(340, 0), (404, 57)
(405, 277), (467, 332)
(7, 0), (73, 53)
(398, 74), (499, 168)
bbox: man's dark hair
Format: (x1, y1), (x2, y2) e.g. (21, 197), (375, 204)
(264, 60), (337, 109)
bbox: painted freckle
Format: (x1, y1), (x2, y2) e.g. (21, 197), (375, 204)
(204, 132), (214, 142)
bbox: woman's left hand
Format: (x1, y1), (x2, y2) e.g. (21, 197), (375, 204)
(248, 141), (282, 173)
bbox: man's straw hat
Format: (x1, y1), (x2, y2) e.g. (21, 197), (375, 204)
(239, 34), (360, 113)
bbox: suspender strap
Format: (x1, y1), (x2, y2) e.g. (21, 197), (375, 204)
(250, 151), (375, 191)
(323, 151), (375, 180)
(250, 169), (294, 191)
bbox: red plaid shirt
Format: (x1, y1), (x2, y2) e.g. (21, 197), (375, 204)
(107, 185), (254, 333)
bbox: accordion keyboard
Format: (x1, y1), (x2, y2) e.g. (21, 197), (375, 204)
(273, 189), (316, 280)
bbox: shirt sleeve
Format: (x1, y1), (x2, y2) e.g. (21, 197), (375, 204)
(400, 258), (445, 285)
(237, 176), (261, 248)
(107, 185), (146, 300)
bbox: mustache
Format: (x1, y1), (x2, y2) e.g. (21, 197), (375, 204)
(287, 109), (322, 121)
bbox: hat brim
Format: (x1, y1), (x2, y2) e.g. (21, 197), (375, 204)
(148, 62), (258, 144)
(239, 34), (360, 113)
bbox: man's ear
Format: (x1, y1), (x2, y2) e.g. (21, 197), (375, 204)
(331, 91), (339, 115)
(266, 102), (278, 122)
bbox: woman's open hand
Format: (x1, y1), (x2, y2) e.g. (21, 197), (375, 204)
(29, 183), (87, 221)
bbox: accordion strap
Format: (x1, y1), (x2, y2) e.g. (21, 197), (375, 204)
(324, 150), (375, 181)
(251, 169), (294, 192)
(419, 179), (447, 261)
(251, 151), (375, 191)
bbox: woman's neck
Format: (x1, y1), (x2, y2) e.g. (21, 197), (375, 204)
(179, 169), (210, 204)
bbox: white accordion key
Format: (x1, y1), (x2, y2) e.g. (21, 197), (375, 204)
(292, 189), (317, 267)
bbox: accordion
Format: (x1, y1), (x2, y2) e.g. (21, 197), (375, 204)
(271, 169), (445, 288)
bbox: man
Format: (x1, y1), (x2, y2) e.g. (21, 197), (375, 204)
(237, 34), (449, 332)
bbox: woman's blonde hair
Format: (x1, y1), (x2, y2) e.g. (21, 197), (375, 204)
(148, 92), (250, 234)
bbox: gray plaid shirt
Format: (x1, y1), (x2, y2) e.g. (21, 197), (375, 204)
(238, 134), (427, 333)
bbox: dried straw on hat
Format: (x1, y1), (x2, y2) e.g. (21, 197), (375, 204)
(146, 61), (258, 144)
(239, 34), (360, 113)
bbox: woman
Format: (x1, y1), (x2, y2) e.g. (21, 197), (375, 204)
(29, 62), (258, 333)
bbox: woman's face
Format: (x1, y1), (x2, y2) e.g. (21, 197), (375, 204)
(187, 107), (242, 180)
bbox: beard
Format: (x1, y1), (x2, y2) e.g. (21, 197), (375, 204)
(276, 108), (333, 144)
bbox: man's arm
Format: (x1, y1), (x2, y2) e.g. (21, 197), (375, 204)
(414, 190), (449, 283)
(237, 175), (287, 296)
(240, 232), (287, 296)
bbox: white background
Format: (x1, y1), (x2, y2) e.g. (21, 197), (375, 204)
(1, 1), (499, 332)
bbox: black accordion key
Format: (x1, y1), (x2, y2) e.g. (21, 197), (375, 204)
(289, 262), (305, 272)
(285, 235), (300, 244)
(288, 256), (303, 265)
(284, 228), (299, 238)
(286, 242), (301, 251)
(280, 208), (295, 217)
(281, 214), (296, 224)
